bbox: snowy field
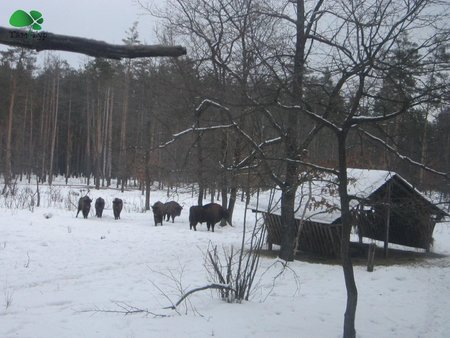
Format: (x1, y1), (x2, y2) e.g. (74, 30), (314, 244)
(0, 177), (449, 338)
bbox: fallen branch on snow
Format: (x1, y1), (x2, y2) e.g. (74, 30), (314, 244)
(80, 301), (169, 318)
(164, 283), (236, 310)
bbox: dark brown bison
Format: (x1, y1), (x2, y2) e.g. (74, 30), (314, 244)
(112, 198), (123, 220)
(76, 196), (92, 219)
(189, 203), (229, 232)
(152, 201), (165, 226)
(95, 197), (105, 218)
(189, 206), (204, 231)
(163, 201), (183, 223)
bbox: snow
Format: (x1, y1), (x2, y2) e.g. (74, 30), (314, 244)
(1, 177), (450, 338)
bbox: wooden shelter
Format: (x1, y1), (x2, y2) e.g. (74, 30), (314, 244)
(251, 169), (448, 258)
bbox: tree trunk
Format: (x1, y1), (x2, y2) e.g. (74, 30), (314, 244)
(279, 180), (298, 261)
(3, 74), (16, 193)
(48, 68), (60, 186)
(198, 184), (204, 206)
(66, 89), (72, 184)
(94, 85), (105, 190)
(279, 0), (304, 261)
(106, 89), (114, 186)
(85, 86), (92, 180)
(20, 91), (29, 180)
(220, 185), (228, 226)
(145, 181), (151, 210)
(337, 131), (357, 338)
(28, 94), (34, 183)
(120, 64), (130, 193)
(210, 185), (215, 203)
(36, 178), (40, 207)
(419, 115), (428, 188)
(39, 75), (51, 183)
(196, 129), (204, 206)
(227, 186), (237, 225)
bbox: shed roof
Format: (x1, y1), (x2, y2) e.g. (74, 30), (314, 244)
(250, 168), (447, 224)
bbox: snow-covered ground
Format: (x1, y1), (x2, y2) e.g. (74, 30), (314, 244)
(1, 178), (449, 338)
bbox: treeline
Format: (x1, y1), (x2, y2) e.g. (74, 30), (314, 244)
(0, 46), (196, 189)
(0, 17), (449, 202)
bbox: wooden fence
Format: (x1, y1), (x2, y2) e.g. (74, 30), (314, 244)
(263, 212), (342, 257)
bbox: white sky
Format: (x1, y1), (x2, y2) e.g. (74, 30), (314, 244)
(0, 0), (164, 67)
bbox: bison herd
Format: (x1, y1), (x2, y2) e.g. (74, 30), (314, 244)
(76, 196), (229, 232)
(76, 196), (123, 220)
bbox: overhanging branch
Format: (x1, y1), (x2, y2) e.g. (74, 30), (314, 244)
(0, 27), (186, 59)
(157, 123), (235, 149)
(168, 99), (285, 187)
(360, 128), (449, 180)
(278, 102), (341, 133)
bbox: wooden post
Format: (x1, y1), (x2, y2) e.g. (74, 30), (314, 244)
(358, 203), (363, 244)
(384, 183), (392, 258)
(367, 243), (376, 272)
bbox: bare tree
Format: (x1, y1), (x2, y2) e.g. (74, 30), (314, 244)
(273, 1), (449, 337)
(157, 1), (448, 337)
(142, 1), (347, 265)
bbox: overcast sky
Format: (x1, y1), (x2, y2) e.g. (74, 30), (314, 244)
(0, 0), (163, 67)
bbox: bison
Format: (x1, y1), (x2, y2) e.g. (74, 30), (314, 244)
(189, 203), (229, 232)
(163, 201), (183, 223)
(95, 197), (105, 218)
(76, 196), (92, 219)
(189, 206), (204, 231)
(112, 198), (123, 220)
(152, 201), (165, 226)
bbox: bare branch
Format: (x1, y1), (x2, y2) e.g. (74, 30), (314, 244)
(278, 102), (341, 133)
(80, 301), (169, 318)
(157, 123), (235, 149)
(164, 284), (236, 310)
(360, 128), (450, 179)
(285, 158), (338, 175)
(233, 137), (282, 169)
(0, 27), (186, 59)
